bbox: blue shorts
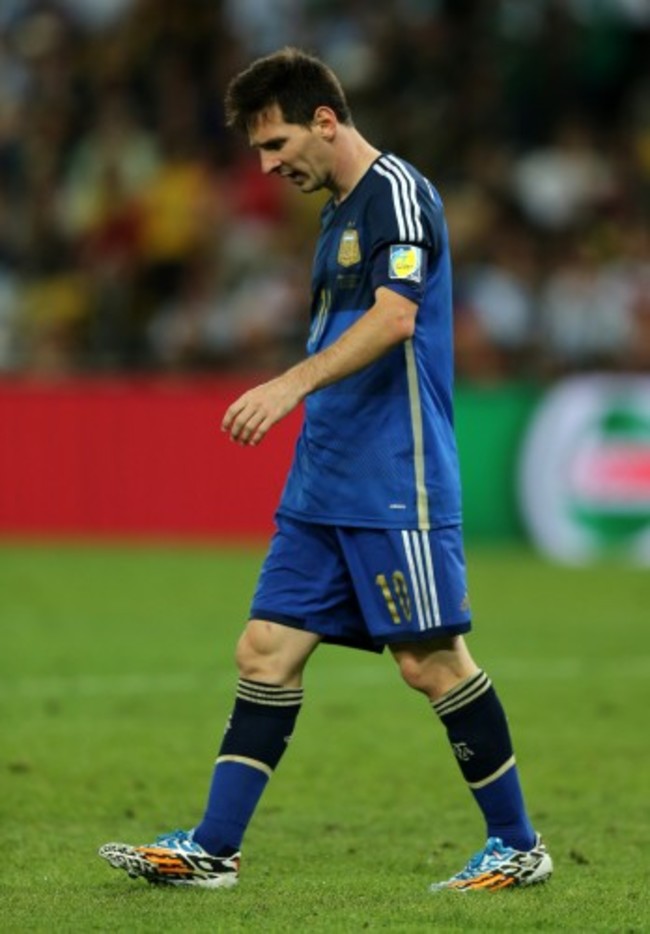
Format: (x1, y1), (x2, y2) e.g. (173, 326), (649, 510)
(250, 516), (472, 653)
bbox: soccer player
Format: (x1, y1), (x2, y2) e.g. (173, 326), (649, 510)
(99, 48), (552, 892)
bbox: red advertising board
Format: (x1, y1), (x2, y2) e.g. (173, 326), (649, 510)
(0, 378), (301, 540)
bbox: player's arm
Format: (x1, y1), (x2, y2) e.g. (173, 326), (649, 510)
(222, 286), (417, 446)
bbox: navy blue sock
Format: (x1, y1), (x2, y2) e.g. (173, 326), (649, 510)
(193, 679), (303, 855)
(432, 670), (536, 851)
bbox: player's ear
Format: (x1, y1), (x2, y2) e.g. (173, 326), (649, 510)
(312, 106), (337, 141)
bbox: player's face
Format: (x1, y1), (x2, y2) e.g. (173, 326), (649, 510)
(249, 104), (333, 193)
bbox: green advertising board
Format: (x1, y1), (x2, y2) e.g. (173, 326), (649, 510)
(455, 383), (539, 541)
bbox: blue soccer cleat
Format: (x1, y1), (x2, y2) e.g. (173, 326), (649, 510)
(430, 833), (553, 892)
(99, 829), (240, 888)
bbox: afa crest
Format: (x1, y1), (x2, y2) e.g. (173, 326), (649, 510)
(337, 227), (361, 267)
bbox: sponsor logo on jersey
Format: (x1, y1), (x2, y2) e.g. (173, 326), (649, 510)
(389, 245), (422, 282)
(337, 227), (361, 267)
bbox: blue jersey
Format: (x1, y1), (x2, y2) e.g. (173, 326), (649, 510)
(277, 152), (462, 531)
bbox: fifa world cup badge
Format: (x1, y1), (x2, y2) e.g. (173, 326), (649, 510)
(389, 245), (423, 282)
(337, 227), (362, 267)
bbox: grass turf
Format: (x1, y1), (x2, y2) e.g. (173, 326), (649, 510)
(1, 541), (649, 932)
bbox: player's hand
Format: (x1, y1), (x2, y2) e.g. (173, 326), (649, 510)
(221, 373), (304, 446)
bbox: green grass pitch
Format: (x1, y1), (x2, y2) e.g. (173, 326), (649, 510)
(1, 541), (649, 932)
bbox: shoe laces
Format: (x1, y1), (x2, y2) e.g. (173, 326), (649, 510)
(153, 829), (200, 852)
(455, 836), (513, 879)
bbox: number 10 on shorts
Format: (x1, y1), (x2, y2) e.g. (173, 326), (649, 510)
(375, 571), (412, 624)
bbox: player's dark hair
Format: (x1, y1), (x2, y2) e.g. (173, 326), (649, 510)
(225, 47), (353, 133)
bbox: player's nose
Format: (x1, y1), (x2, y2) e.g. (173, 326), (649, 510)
(260, 151), (281, 175)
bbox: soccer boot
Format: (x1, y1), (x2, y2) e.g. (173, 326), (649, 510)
(430, 833), (552, 892)
(99, 829), (240, 888)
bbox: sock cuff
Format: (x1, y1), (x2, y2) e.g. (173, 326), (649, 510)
(236, 678), (304, 708)
(431, 670), (492, 719)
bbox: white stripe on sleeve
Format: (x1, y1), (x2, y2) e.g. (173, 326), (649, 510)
(372, 163), (407, 241)
(384, 154), (423, 241)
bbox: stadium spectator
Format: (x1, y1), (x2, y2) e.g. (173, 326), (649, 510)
(0, 0), (646, 380)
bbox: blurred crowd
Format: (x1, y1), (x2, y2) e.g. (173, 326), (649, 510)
(0, 0), (648, 382)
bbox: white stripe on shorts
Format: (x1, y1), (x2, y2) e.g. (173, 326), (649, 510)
(401, 530), (441, 630)
(401, 530), (427, 631)
(419, 531), (441, 627)
(409, 531), (433, 629)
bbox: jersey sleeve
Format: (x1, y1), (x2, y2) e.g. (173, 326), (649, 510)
(367, 158), (445, 303)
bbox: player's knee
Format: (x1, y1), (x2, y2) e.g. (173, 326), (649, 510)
(395, 649), (465, 699)
(235, 620), (300, 683)
(392, 636), (478, 700)
(235, 619), (319, 685)
(235, 626), (274, 681)
(396, 653), (432, 695)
